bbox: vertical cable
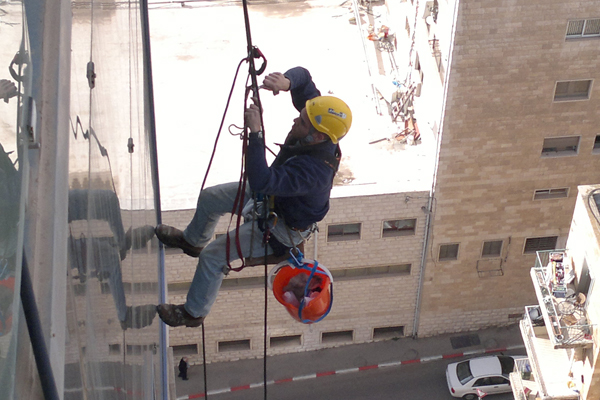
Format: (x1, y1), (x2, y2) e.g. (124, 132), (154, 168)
(202, 324), (208, 398)
(138, 0), (169, 398)
(21, 253), (60, 400)
(263, 257), (268, 400)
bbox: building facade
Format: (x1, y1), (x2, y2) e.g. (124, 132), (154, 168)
(414, 0), (600, 336)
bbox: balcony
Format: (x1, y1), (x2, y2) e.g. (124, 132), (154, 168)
(509, 357), (538, 400)
(517, 316), (581, 399)
(530, 250), (594, 349)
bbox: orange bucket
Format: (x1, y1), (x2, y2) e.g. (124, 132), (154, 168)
(270, 260), (333, 323)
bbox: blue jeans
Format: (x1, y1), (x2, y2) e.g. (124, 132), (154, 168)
(182, 182), (310, 318)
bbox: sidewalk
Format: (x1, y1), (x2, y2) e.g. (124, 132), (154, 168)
(175, 323), (525, 399)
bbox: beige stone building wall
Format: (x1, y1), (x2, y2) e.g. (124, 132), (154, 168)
(163, 191), (429, 363)
(416, 0), (600, 336)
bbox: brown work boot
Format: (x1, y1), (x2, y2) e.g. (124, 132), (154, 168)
(155, 224), (203, 257)
(156, 304), (204, 328)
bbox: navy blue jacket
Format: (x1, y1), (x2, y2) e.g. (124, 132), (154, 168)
(246, 67), (338, 230)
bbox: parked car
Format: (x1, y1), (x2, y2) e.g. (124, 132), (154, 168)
(446, 355), (525, 399)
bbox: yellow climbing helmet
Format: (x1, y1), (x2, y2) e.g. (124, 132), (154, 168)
(305, 96), (352, 144)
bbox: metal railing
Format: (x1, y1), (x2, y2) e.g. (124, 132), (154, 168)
(521, 317), (548, 396)
(510, 357), (535, 400)
(510, 372), (528, 400)
(514, 357), (533, 380)
(535, 249), (565, 269)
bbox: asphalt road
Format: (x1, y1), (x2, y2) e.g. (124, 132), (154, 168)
(202, 352), (520, 400)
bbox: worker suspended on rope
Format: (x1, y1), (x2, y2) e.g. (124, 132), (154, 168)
(155, 66), (352, 328)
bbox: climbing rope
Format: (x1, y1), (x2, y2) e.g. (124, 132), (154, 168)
(239, 1), (272, 397)
(193, 0), (272, 397)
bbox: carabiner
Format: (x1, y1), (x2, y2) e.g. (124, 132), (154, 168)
(252, 46), (267, 76)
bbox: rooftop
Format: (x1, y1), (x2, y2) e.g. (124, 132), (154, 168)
(147, 0), (437, 210)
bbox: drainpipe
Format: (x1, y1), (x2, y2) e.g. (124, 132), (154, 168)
(412, 195), (432, 339)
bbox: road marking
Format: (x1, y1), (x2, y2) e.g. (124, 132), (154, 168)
(176, 344), (526, 399)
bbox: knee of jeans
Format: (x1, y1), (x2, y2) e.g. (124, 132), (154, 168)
(198, 244), (228, 278)
(198, 185), (220, 204)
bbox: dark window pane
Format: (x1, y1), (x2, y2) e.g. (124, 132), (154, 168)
(542, 136), (579, 155)
(554, 81), (591, 101)
(534, 188), (568, 200)
(382, 218), (416, 237)
(439, 244), (459, 261)
(327, 223), (361, 242)
(566, 19), (585, 36)
(482, 240), (503, 257)
(524, 236), (558, 253)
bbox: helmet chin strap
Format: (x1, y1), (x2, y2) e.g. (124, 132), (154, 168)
(299, 128), (328, 146)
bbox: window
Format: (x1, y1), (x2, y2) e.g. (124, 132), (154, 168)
(172, 344), (198, 357)
(566, 19), (600, 38)
(490, 376), (510, 385)
(554, 80), (592, 101)
(109, 344), (121, 355)
(474, 376), (509, 386)
(482, 240), (503, 257)
(456, 360), (473, 385)
(218, 339), (251, 352)
(382, 218), (416, 237)
(593, 135), (600, 153)
(474, 377), (492, 387)
(126, 344), (152, 355)
(534, 188), (569, 200)
(327, 223), (361, 242)
(331, 264), (411, 280)
(270, 335), (301, 348)
(373, 326), (404, 340)
(321, 330), (353, 344)
(541, 136), (580, 156)
(499, 355), (516, 375)
(576, 257), (594, 308)
(523, 236), (558, 253)
(438, 243), (459, 261)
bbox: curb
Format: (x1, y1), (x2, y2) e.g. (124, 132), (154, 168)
(176, 344), (526, 399)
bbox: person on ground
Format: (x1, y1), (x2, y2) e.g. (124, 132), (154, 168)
(155, 66), (352, 327)
(178, 357), (189, 380)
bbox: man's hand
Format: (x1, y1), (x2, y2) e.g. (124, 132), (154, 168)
(245, 99), (262, 133)
(260, 72), (290, 95)
(0, 79), (18, 103)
